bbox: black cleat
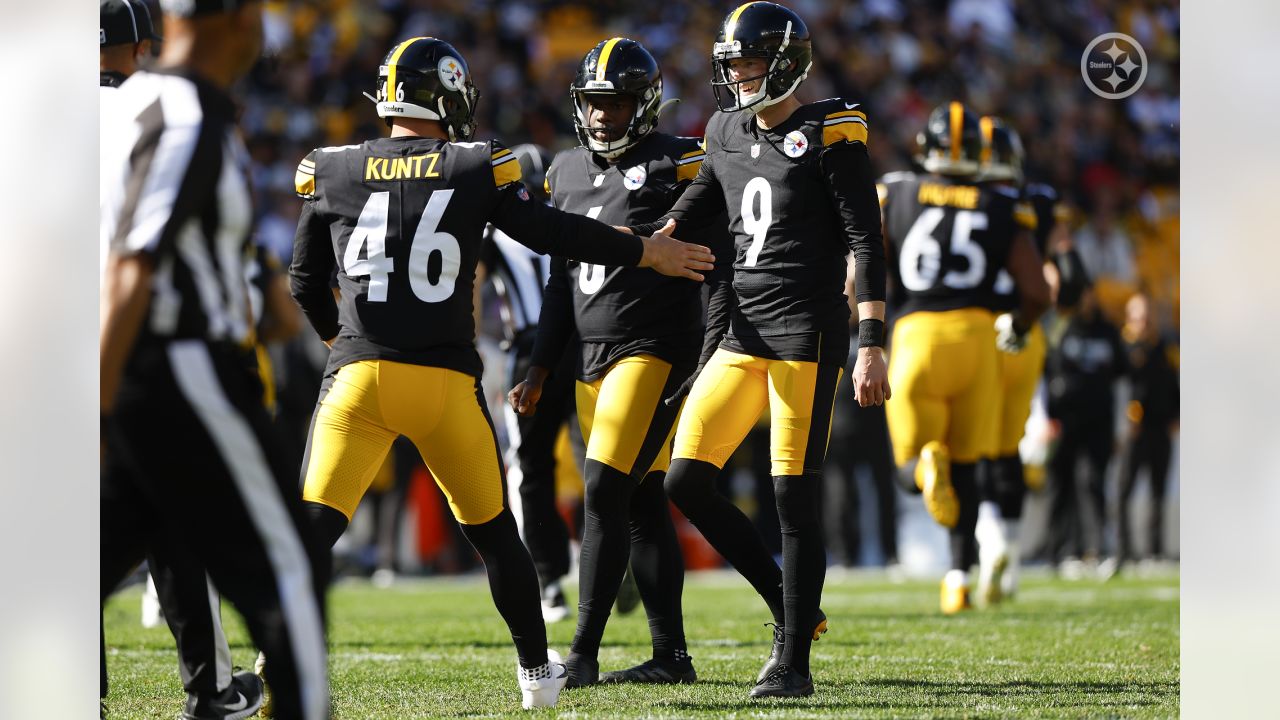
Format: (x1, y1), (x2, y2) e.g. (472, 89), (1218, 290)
(756, 608), (828, 684)
(181, 669), (264, 720)
(563, 652), (600, 689)
(749, 663), (814, 699)
(599, 656), (697, 685)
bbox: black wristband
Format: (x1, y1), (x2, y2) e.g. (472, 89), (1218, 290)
(858, 318), (885, 348)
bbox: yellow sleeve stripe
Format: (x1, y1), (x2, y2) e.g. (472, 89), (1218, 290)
(491, 148), (513, 162)
(295, 171), (316, 197)
(296, 166), (314, 176)
(299, 158), (315, 168)
(1014, 203), (1038, 231)
(493, 157), (522, 186)
(825, 109), (867, 122)
(543, 177), (551, 195)
(823, 121), (869, 146)
(676, 159), (703, 182)
(876, 183), (888, 208)
(680, 148), (705, 159)
(675, 153), (705, 165)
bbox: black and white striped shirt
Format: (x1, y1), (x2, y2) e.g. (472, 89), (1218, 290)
(482, 224), (551, 335)
(100, 69), (255, 346)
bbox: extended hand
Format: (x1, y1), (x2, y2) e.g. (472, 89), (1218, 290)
(639, 219), (714, 281)
(853, 346), (891, 407)
(508, 379), (543, 417)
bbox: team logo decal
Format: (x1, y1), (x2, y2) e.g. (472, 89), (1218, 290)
(593, 174), (606, 187)
(783, 131), (809, 158)
(750, 143), (761, 159)
(623, 165), (647, 190)
(438, 56), (466, 91)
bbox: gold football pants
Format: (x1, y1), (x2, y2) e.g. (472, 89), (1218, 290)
(886, 308), (1001, 465)
(672, 348), (842, 477)
(576, 355), (685, 479)
(994, 322), (1047, 456)
(302, 360), (504, 525)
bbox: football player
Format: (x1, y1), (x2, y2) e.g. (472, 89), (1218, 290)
(288, 37), (713, 710)
(627, 2), (890, 698)
(973, 117), (1065, 604)
(879, 103), (1050, 614)
(508, 38), (730, 687)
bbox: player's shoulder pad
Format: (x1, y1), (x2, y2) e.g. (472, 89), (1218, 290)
(672, 135), (707, 182)
(295, 149), (318, 199)
(489, 139), (522, 187)
(815, 97), (869, 148)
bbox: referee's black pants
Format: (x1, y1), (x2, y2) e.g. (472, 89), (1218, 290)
(504, 332), (577, 590)
(101, 340), (330, 720)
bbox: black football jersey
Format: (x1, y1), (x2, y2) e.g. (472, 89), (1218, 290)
(879, 171), (1035, 317)
(987, 181), (1058, 312)
(544, 132), (727, 379)
(701, 98), (880, 363)
(291, 136), (646, 378)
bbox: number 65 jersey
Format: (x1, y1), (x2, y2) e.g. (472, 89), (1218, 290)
(291, 136), (646, 379)
(878, 171), (1036, 317)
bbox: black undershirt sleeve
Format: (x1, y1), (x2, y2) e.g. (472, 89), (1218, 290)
(491, 183), (644, 267)
(630, 156), (727, 237)
(288, 201), (340, 341)
(529, 256), (576, 372)
(821, 141), (887, 303)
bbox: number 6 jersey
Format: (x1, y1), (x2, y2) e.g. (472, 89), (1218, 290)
(291, 136), (649, 378)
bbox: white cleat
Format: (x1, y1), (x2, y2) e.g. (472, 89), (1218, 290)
(519, 649), (568, 710)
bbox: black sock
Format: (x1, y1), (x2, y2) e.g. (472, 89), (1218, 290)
(996, 454), (1026, 519)
(949, 463), (980, 571)
(664, 459), (785, 624)
(628, 471), (688, 660)
(305, 501), (350, 553)
(459, 509), (547, 669)
(774, 475), (825, 678)
(570, 460), (637, 660)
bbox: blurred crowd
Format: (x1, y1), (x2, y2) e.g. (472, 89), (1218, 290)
(221, 0), (1179, 579)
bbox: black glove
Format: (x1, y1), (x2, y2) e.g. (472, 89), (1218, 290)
(664, 364), (704, 407)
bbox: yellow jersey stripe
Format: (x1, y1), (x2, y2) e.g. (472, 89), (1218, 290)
(823, 121), (869, 146)
(1014, 202), (1038, 231)
(876, 183), (889, 208)
(949, 101), (964, 162)
(676, 159), (702, 182)
(491, 153), (518, 167)
(979, 116), (994, 165)
(493, 156), (523, 186)
(295, 171), (316, 197)
(299, 158), (315, 168)
(386, 37), (429, 102)
(596, 37), (625, 82)
(724, 2), (757, 43)
(491, 148), (513, 161)
(824, 109), (868, 121)
(676, 153), (705, 165)
(680, 148), (705, 159)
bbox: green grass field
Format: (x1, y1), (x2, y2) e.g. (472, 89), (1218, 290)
(103, 569), (1178, 718)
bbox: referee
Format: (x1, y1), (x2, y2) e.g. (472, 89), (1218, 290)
(99, 2), (328, 720)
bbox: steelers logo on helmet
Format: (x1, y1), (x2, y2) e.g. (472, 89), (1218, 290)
(711, 2), (814, 115)
(623, 165), (647, 190)
(783, 130), (809, 158)
(368, 37), (479, 142)
(438, 55), (465, 92)
(570, 38), (665, 160)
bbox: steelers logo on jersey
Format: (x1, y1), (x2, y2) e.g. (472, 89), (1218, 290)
(783, 130), (809, 158)
(438, 56), (466, 91)
(623, 165), (647, 190)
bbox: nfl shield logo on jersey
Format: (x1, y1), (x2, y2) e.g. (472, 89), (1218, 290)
(623, 165), (647, 190)
(783, 131), (809, 158)
(751, 143), (761, 158)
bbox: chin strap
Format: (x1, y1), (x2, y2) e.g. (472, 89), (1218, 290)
(656, 97), (681, 118)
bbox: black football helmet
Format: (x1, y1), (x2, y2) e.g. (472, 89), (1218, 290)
(571, 38), (663, 159)
(978, 116), (1025, 184)
(710, 2), (813, 114)
(916, 101), (984, 177)
(372, 37), (478, 142)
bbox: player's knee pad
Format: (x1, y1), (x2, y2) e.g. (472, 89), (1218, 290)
(773, 474), (823, 535)
(305, 501), (350, 550)
(582, 460), (633, 522)
(662, 458), (719, 515)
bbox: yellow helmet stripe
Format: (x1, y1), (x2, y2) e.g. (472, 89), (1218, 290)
(386, 37), (430, 102)
(949, 101), (964, 163)
(596, 37), (625, 82)
(725, 2), (757, 43)
(979, 116), (994, 165)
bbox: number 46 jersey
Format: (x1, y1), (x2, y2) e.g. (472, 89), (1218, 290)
(878, 171), (1036, 317)
(291, 136), (644, 379)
